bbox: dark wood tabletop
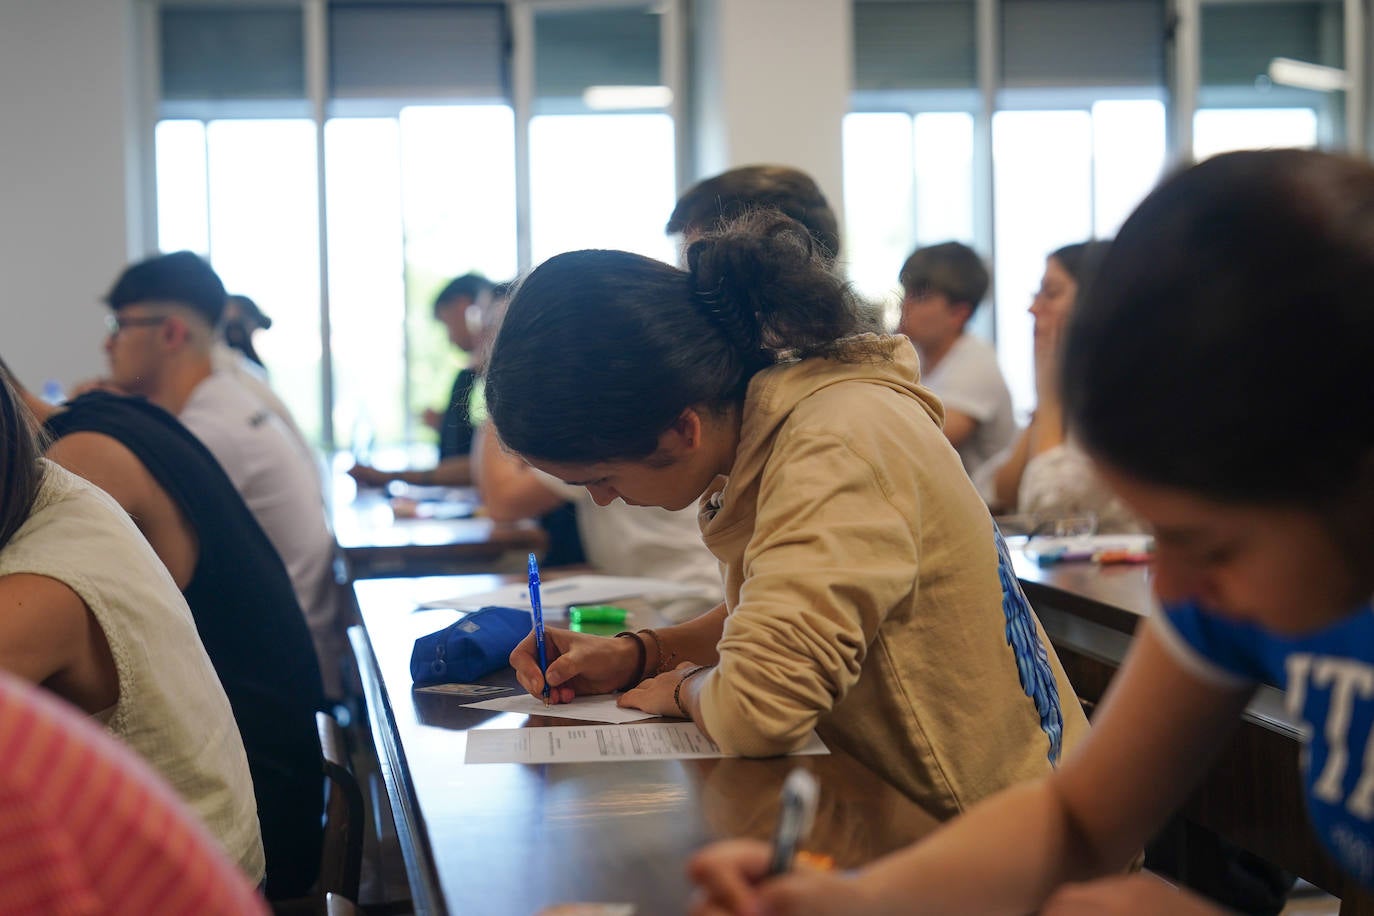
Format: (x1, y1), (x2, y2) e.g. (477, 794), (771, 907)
(334, 489), (547, 579)
(351, 574), (941, 916)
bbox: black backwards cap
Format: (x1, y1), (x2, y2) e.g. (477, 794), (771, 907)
(104, 250), (228, 326)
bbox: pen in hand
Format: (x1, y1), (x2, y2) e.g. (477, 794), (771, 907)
(768, 768), (819, 876)
(528, 553), (549, 703)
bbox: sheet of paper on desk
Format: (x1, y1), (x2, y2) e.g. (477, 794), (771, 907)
(461, 693), (656, 724)
(464, 721), (829, 764)
(417, 574), (710, 611)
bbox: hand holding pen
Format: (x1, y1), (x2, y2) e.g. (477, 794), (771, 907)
(528, 553), (549, 702)
(509, 619), (648, 703)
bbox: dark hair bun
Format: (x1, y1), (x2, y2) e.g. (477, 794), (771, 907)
(685, 211), (857, 357)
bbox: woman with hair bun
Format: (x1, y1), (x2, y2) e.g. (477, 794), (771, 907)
(493, 212), (1088, 818)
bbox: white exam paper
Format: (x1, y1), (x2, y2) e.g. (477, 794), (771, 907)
(464, 722), (829, 764)
(417, 574), (709, 611)
(461, 693), (656, 725)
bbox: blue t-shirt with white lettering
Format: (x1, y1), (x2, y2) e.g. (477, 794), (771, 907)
(1162, 601), (1374, 887)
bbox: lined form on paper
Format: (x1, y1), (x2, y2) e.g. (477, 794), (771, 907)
(464, 721), (829, 764)
(460, 693), (656, 725)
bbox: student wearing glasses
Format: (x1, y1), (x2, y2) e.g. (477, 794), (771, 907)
(94, 251), (344, 697)
(689, 149), (1374, 916)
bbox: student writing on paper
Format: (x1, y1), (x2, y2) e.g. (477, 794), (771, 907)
(689, 149), (1374, 916)
(491, 211), (1088, 821)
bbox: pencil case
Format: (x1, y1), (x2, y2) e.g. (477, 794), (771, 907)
(410, 606), (531, 686)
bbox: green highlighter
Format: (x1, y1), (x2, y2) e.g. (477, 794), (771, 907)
(567, 604), (629, 627)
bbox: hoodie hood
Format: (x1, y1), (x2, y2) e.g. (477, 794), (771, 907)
(700, 333), (944, 522)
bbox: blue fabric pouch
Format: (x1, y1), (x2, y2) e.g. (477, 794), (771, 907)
(410, 606), (532, 686)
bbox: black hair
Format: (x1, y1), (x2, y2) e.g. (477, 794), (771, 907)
(432, 273), (493, 318)
(1064, 149), (1374, 507)
(225, 293), (272, 330)
(105, 250), (227, 326)
(487, 212), (872, 464)
(1049, 241), (1111, 286)
(666, 166), (841, 263)
(0, 357), (44, 552)
(899, 242), (989, 309)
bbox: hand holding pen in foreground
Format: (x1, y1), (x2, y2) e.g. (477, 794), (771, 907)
(509, 627), (644, 703)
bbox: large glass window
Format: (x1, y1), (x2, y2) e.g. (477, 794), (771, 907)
(324, 106), (518, 453)
(842, 111), (975, 320)
(1196, 0), (1344, 158)
(156, 118), (323, 444)
(991, 100), (1166, 415)
(529, 4), (676, 266)
(846, 0), (979, 321)
(154, 2), (677, 454)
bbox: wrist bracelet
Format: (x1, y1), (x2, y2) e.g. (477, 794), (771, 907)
(637, 628), (678, 675)
(613, 631), (647, 692)
(674, 665), (710, 719)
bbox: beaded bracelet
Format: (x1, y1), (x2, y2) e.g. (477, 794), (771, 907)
(613, 631), (647, 692)
(674, 665), (710, 718)
(637, 628), (679, 675)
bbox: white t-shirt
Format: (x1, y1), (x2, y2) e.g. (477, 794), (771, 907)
(210, 343), (322, 486)
(922, 334), (1017, 478)
(538, 474), (724, 619)
(180, 372), (342, 692)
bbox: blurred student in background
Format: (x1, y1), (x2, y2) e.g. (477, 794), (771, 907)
(667, 165), (842, 267)
(349, 273), (492, 489)
(96, 251), (345, 696)
(979, 241), (1141, 533)
(896, 242), (1015, 479)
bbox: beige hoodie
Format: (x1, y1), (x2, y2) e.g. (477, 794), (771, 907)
(695, 335), (1089, 819)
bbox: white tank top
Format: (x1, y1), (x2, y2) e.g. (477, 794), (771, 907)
(0, 461), (265, 882)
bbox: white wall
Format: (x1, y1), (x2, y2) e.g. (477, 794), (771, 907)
(0, 0), (143, 391)
(692, 0), (851, 225)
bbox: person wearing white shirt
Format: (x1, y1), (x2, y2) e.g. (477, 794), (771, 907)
(896, 242), (1016, 479)
(94, 251), (344, 696)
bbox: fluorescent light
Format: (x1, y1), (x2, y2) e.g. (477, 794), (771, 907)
(582, 85), (673, 110)
(1268, 57), (1348, 93)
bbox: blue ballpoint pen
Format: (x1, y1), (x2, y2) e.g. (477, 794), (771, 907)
(528, 553), (549, 702)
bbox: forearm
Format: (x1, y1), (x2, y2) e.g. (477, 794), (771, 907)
(1028, 399), (1066, 459)
(474, 423), (563, 521)
(641, 602), (728, 672)
(993, 427), (1033, 510)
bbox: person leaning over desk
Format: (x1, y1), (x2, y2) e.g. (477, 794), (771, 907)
(495, 211), (1089, 820)
(690, 149), (1374, 915)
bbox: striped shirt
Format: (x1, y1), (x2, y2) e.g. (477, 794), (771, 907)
(0, 671), (268, 915)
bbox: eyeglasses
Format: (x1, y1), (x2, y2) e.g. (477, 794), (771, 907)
(105, 314), (167, 336)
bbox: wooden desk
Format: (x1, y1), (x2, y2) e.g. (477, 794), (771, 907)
(351, 575), (940, 916)
(1014, 550), (1374, 915)
(334, 490), (546, 579)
